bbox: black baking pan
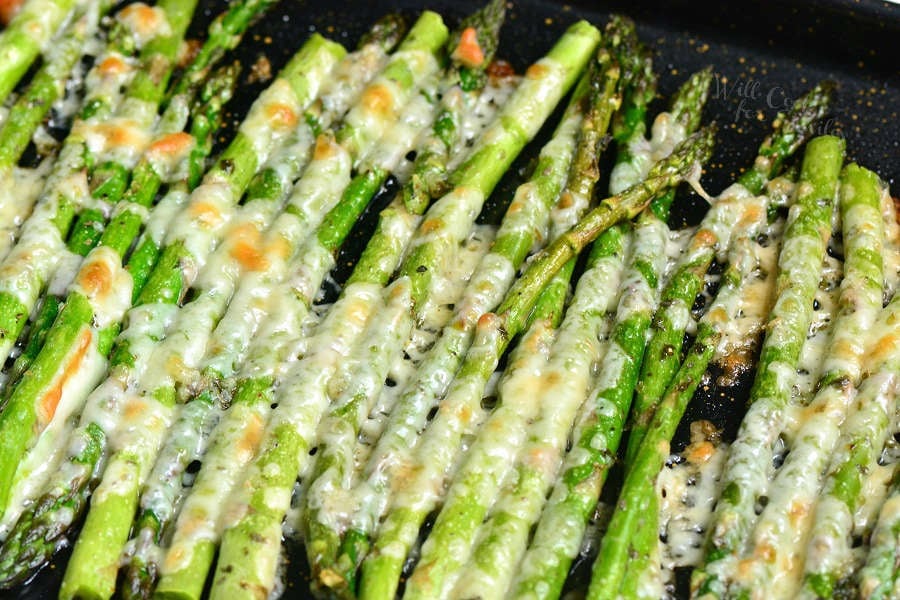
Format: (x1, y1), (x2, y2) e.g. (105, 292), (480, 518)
(8, 0), (899, 598)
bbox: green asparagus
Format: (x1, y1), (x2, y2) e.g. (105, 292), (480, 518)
(800, 295), (900, 598)
(0, 0), (79, 104)
(731, 163), (885, 597)
(693, 134), (846, 598)
(626, 82), (835, 466)
(403, 46), (623, 599)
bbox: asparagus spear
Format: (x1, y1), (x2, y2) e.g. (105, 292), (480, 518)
(359, 125), (714, 600)
(55, 33), (358, 600)
(0, 66), (244, 597)
(501, 70), (714, 600)
(402, 47), (622, 600)
(216, 23), (600, 593)
(858, 472), (900, 600)
(0, 0), (201, 518)
(325, 81), (584, 594)
(338, 64), (586, 564)
(412, 232), (631, 600)
(0, 34), (344, 594)
(303, 6), (508, 589)
(446, 0), (505, 92)
(0, 1), (105, 174)
(605, 15), (658, 195)
(77, 14), (439, 600)
(127, 21), (440, 598)
(324, 24), (596, 592)
(137, 23), (407, 597)
(451, 66), (708, 600)
(207, 282), (387, 600)
(0, 0), (163, 261)
(398, 20), (601, 318)
(0, 0), (187, 372)
(731, 163), (885, 598)
(0, 1), (112, 372)
(692, 134), (846, 598)
(588, 190), (771, 598)
(800, 294), (900, 598)
(168, 0), (278, 100)
(0, 0), (79, 104)
(1, 0), (245, 463)
(144, 23), (452, 600)
(626, 82), (835, 466)
(398, 0), (505, 216)
(303, 277), (416, 595)
(5, 63), (240, 391)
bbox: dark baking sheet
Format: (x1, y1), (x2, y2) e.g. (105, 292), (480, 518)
(10, 0), (899, 597)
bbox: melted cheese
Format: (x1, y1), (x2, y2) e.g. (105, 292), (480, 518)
(159, 399), (268, 576)
(658, 424), (729, 578)
(306, 280), (414, 535)
(115, 3), (172, 49)
(340, 46), (439, 167)
(0, 161), (54, 262)
(610, 112), (687, 195)
(0, 336), (105, 537)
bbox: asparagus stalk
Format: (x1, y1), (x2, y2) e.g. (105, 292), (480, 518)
(127, 21), (440, 598)
(105, 15), (441, 600)
(858, 473), (900, 600)
(0, 0), (79, 104)
(446, 0), (505, 92)
(0, 0), (201, 518)
(208, 281), (386, 600)
(209, 23), (596, 593)
(168, 0), (278, 100)
(400, 0), (504, 215)
(4, 63), (240, 392)
(626, 82), (835, 465)
(800, 295), (900, 598)
(605, 15), (657, 195)
(302, 278), (416, 595)
(398, 20), (601, 318)
(588, 194), (771, 598)
(503, 69), (715, 600)
(0, 0), (182, 371)
(0, 3), (109, 378)
(148, 23), (454, 600)
(55, 34), (356, 600)
(327, 81), (584, 593)
(0, 1), (104, 173)
(140, 24), (407, 597)
(731, 163), (885, 598)
(413, 230), (630, 600)
(692, 134), (846, 598)
(455, 67), (708, 600)
(0, 0), (162, 259)
(402, 47), (622, 600)
(0, 35), (344, 595)
(359, 126), (714, 600)
(0, 63), (243, 595)
(338, 64), (586, 548)
(303, 8), (508, 589)
(319, 23), (600, 593)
